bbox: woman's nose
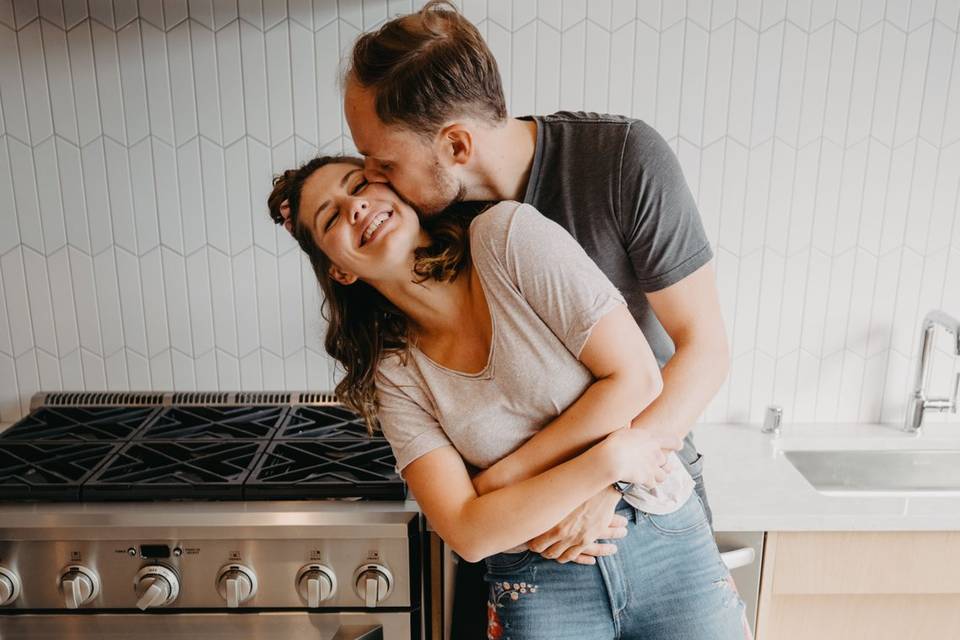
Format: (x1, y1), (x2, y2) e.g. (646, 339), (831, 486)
(348, 198), (368, 223)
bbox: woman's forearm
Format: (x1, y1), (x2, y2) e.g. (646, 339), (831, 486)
(474, 370), (660, 495)
(447, 443), (621, 561)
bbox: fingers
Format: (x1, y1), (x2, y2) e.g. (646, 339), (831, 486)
(655, 434), (683, 452)
(560, 543), (618, 564)
(605, 525), (628, 540)
(526, 533), (557, 554)
(539, 541), (569, 561)
(556, 544), (586, 564)
(542, 539), (621, 564)
(609, 514), (628, 528)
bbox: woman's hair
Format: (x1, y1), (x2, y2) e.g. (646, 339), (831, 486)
(347, 0), (507, 138)
(267, 156), (483, 433)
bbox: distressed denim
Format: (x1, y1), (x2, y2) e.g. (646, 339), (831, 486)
(483, 493), (751, 640)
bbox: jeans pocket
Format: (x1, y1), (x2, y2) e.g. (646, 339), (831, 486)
(643, 493), (710, 536)
(685, 452), (705, 479)
(483, 550), (535, 576)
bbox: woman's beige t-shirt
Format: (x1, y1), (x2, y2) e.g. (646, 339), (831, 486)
(375, 201), (693, 515)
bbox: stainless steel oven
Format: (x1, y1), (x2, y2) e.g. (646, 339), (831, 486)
(0, 392), (424, 640)
(0, 611), (401, 639)
(0, 503), (422, 640)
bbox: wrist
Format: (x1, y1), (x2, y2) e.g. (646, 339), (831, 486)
(595, 439), (625, 485)
(474, 463), (507, 496)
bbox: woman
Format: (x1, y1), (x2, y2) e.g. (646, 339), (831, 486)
(268, 156), (750, 639)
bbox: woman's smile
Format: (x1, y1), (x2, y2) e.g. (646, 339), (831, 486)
(360, 209), (394, 246)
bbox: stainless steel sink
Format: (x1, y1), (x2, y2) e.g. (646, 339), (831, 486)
(784, 450), (960, 494)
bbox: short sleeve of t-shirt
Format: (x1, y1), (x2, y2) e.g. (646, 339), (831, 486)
(471, 201), (627, 358)
(619, 120), (713, 292)
(375, 359), (453, 473)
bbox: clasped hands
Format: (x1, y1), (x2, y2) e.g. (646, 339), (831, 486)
(476, 428), (682, 565)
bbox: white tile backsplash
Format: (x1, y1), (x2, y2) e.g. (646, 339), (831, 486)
(0, 0), (957, 425)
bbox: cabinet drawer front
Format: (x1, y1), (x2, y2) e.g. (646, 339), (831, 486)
(769, 532), (960, 595)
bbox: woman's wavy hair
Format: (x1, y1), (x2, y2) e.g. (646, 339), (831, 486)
(268, 156), (484, 433)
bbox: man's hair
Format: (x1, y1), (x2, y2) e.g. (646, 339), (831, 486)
(347, 0), (507, 137)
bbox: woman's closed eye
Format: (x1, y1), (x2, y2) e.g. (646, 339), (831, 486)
(322, 178), (368, 232)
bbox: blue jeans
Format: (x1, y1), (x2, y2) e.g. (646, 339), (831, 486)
(483, 493), (751, 640)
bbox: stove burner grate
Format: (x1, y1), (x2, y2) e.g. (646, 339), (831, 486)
(246, 439), (405, 500)
(139, 406), (286, 440)
(0, 407), (159, 442)
(0, 402), (407, 502)
(82, 440), (268, 500)
(277, 405), (373, 439)
(0, 442), (121, 500)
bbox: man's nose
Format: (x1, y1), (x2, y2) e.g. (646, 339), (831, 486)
(363, 160), (388, 183)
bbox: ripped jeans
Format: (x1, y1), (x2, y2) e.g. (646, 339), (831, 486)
(483, 493), (752, 640)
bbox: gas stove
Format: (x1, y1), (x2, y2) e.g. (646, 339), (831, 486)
(0, 395), (405, 502)
(0, 392), (423, 640)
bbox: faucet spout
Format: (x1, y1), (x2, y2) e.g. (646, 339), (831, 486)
(922, 310), (960, 355)
(905, 310), (960, 432)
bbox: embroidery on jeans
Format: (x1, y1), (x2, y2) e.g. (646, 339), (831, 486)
(488, 581), (539, 640)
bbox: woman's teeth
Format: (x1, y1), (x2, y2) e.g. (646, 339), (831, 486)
(362, 211), (391, 244)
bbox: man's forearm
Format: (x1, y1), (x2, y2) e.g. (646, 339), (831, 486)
(630, 335), (730, 438)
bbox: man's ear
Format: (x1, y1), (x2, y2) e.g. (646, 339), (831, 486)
(438, 123), (472, 167)
(328, 265), (358, 286)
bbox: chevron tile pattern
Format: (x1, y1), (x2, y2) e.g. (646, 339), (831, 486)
(0, 0), (959, 426)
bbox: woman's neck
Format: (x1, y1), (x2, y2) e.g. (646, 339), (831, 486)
(372, 265), (474, 340)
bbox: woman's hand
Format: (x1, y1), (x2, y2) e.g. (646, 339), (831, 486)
(601, 428), (683, 489)
(527, 486), (627, 564)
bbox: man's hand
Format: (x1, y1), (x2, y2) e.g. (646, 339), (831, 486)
(526, 486), (626, 565)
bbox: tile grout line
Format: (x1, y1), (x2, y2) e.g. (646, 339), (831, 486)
(789, 4), (834, 423)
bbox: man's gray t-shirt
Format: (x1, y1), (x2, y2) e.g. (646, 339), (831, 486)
(521, 112), (712, 366)
(520, 112), (713, 468)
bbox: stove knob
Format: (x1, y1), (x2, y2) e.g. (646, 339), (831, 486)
(216, 565), (257, 608)
(353, 563), (393, 608)
(58, 566), (100, 609)
(0, 567), (21, 606)
(134, 565), (180, 610)
(296, 565), (336, 608)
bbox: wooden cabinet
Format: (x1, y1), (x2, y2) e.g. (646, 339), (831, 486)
(756, 531), (960, 640)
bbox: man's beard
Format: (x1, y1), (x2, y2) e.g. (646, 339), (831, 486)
(417, 163), (465, 217)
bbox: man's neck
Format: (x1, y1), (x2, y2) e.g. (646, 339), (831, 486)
(466, 118), (538, 203)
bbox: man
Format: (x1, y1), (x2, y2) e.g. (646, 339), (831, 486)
(342, 1), (730, 635)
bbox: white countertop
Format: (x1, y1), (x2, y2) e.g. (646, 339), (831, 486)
(692, 421), (960, 532)
(3, 420), (959, 533)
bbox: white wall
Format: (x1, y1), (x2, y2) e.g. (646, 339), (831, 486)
(0, 0), (959, 425)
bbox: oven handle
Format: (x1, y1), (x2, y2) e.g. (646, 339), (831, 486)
(332, 624), (384, 640)
(720, 546), (757, 570)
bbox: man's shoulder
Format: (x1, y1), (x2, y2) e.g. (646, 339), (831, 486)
(531, 110), (636, 127)
(529, 112), (669, 161)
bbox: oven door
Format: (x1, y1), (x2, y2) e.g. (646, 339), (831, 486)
(0, 611), (412, 640)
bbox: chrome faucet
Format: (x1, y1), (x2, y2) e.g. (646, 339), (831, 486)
(904, 310), (960, 432)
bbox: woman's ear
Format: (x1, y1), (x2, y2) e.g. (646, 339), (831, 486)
(328, 265), (358, 286)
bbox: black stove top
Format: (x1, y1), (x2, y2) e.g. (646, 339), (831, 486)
(0, 404), (404, 502)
